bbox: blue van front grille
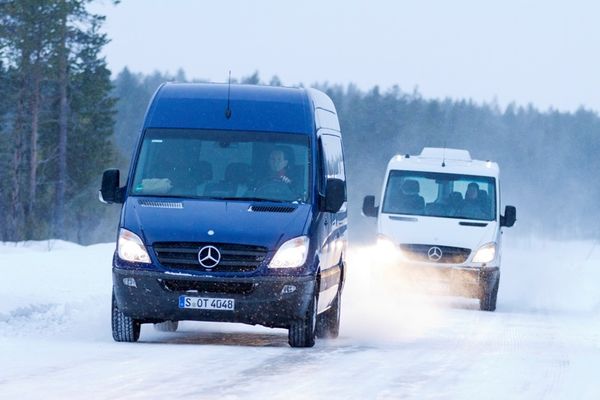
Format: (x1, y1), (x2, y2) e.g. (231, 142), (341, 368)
(153, 242), (267, 272)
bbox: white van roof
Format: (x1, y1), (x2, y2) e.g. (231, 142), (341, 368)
(387, 147), (499, 177)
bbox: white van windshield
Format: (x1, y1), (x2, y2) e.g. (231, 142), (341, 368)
(382, 170), (496, 221)
(131, 129), (311, 203)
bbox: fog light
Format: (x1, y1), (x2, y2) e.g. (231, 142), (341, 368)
(123, 277), (137, 288)
(281, 285), (297, 294)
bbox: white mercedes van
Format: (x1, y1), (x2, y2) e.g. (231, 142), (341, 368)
(362, 148), (516, 311)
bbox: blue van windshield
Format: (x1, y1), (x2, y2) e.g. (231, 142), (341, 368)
(131, 129), (311, 203)
(382, 170), (497, 221)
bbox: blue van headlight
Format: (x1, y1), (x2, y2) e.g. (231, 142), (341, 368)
(269, 236), (310, 269)
(118, 228), (151, 264)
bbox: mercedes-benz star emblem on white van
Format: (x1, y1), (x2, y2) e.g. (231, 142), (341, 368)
(427, 246), (443, 262)
(198, 245), (221, 269)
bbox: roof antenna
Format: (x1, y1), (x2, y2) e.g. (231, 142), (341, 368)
(441, 108), (451, 167)
(442, 147), (446, 168)
(225, 70), (232, 119)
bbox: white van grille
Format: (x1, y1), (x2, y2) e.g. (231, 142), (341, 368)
(399, 244), (471, 264)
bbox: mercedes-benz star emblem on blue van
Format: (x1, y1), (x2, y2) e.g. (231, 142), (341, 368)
(427, 246), (443, 262)
(198, 245), (221, 269)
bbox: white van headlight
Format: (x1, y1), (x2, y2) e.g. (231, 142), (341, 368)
(472, 242), (496, 263)
(375, 234), (403, 261)
(118, 228), (151, 264)
(269, 236), (309, 269)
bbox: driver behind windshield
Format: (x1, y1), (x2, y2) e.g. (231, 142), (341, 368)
(268, 147), (293, 186)
(248, 146), (300, 201)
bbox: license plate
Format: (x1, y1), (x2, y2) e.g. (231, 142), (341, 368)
(178, 295), (235, 311)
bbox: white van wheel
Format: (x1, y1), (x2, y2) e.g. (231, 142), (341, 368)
(479, 277), (499, 312)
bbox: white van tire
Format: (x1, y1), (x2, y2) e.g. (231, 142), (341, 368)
(154, 320), (179, 332)
(288, 290), (317, 348)
(112, 291), (141, 342)
(479, 277), (499, 312)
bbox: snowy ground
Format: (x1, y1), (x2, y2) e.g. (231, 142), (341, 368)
(1, 237), (599, 399)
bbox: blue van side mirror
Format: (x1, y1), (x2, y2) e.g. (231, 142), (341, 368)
(500, 205), (516, 227)
(100, 169), (124, 204)
(362, 195), (379, 218)
(321, 178), (345, 213)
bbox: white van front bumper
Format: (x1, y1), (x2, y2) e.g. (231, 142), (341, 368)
(400, 262), (500, 298)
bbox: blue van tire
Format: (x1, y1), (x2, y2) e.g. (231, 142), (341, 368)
(154, 320), (179, 332)
(316, 291), (341, 339)
(112, 291), (141, 342)
(288, 289), (317, 348)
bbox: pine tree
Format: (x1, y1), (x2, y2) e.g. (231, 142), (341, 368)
(0, 0), (116, 242)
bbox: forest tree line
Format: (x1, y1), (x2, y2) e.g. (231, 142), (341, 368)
(1, 2), (598, 243)
(0, 0), (115, 243)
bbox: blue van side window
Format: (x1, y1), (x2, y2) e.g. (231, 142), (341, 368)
(319, 134), (346, 200)
(317, 138), (326, 195)
(320, 135), (345, 182)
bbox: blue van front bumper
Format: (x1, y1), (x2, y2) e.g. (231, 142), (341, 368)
(112, 266), (316, 329)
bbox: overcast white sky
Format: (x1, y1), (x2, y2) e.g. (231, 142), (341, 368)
(90, 0), (600, 112)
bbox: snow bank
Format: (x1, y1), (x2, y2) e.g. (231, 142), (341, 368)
(0, 242), (114, 339)
(500, 235), (600, 313)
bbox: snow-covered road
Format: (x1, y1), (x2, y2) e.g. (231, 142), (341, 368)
(1, 238), (599, 399)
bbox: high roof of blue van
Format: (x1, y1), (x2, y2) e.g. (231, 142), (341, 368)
(143, 83), (315, 134)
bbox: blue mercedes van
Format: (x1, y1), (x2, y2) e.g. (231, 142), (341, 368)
(100, 83), (347, 347)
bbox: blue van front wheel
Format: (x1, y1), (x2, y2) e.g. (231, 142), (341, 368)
(316, 290), (341, 339)
(288, 288), (317, 348)
(111, 291), (141, 342)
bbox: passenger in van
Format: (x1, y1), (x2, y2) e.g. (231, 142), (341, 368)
(477, 189), (492, 219)
(459, 182), (487, 219)
(387, 179), (425, 214)
(447, 191), (464, 215)
(401, 180), (425, 213)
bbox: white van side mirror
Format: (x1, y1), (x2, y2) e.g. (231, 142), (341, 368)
(362, 195), (379, 218)
(500, 205), (516, 227)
